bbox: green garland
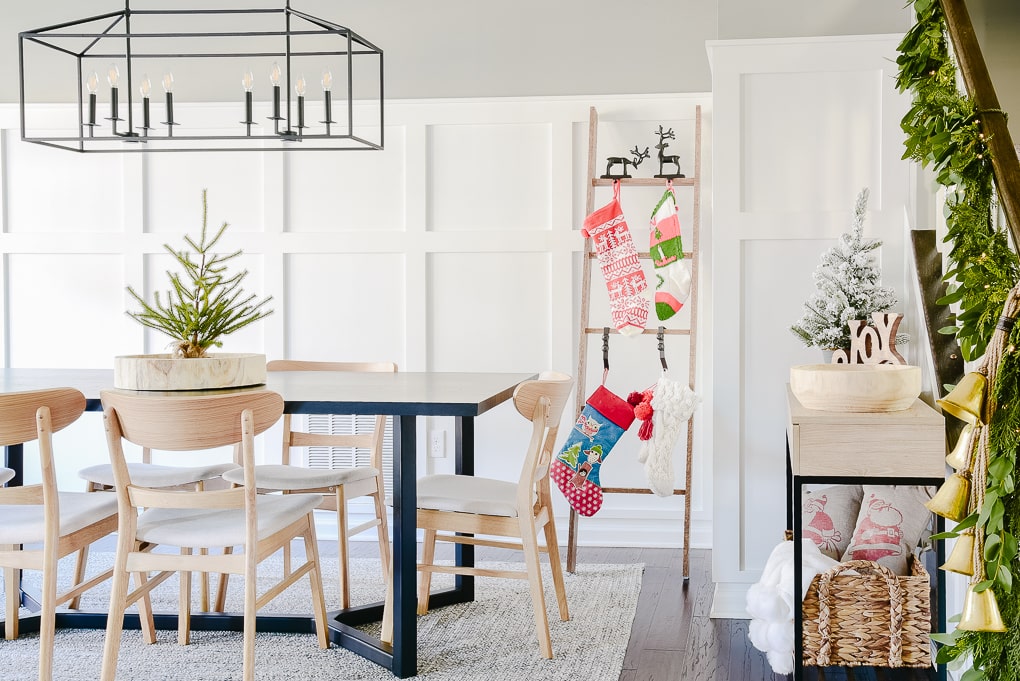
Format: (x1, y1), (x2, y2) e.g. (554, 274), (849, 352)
(896, 0), (1018, 362)
(897, 2), (1020, 679)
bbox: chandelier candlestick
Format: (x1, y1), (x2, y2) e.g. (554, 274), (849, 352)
(160, 72), (177, 136)
(85, 70), (99, 136)
(320, 69), (336, 135)
(241, 69), (255, 136)
(139, 75), (152, 134)
(105, 64), (123, 135)
(295, 74), (307, 134)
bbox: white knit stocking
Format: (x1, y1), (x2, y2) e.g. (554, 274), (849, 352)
(639, 374), (700, 496)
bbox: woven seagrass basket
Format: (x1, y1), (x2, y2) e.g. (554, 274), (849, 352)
(802, 557), (932, 668)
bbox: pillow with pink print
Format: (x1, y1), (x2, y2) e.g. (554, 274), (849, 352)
(842, 485), (935, 575)
(800, 485), (863, 560)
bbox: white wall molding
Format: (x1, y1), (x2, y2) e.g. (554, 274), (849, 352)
(1, 92), (713, 550)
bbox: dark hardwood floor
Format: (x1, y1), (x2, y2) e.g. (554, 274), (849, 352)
(88, 538), (934, 680)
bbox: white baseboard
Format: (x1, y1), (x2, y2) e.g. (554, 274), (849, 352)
(318, 509), (713, 549)
(710, 581), (751, 619)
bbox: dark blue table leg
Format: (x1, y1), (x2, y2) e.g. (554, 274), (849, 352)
(5, 443), (23, 487)
(454, 416), (475, 601)
(391, 415), (418, 678)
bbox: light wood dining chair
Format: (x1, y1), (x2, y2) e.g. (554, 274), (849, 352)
(0, 387), (119, 681)
(415, 371), (574, 658)
(99, 388), (329, 681)
(222, 359), (394, 613)
(77, 443), (239, 613)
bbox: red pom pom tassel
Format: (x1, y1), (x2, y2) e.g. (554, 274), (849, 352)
(638, 418), (654, 441)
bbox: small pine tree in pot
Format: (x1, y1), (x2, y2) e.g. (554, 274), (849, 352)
(115, 190), (273, 390)
(790, 188), (900, 351)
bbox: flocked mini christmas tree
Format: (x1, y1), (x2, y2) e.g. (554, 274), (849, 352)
(790, 188), (898, 350)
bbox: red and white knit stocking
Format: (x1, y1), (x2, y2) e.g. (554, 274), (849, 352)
(582, 181), (649, 336)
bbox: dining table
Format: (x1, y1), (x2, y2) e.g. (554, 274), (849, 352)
(0, 367), (537, 678)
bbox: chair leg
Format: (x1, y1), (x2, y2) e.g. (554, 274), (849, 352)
(417, 528), (437, 615)
(302, 517), (330, 650)
(68, 544), (89, 610)
(336, 486), (351, 609)
(215, 546), (234, 613)
(39, 543), (59, 681)
(521, 520), (553, 659)
(179, 547), (192, 645)
(133, 541), (157, 645)
(542, 519), (570, 621)
(101, 540), (133, 681)
(199, 547), (209, 613)
(3, 558), (18, 640)
(243, 549), (257, 681)
(374, 485), (393, 644)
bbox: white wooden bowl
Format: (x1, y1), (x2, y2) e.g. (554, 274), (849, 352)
(114, 353), (266, 391)
(789, 364), (921, 412)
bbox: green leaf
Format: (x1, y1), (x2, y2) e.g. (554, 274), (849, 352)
(997, 564), (1012, 592)
(984, 533), (1001, 561)
(973, 579), (995, 593)
(930, 631), (960, 645)
(954, 513), (979, 532)
(961, 668), (987, 681)
(936, 643), (962, 664)
(988, 456), (1011, 480)
(938, 325), (960, 335)
(929, 530), (959, 541)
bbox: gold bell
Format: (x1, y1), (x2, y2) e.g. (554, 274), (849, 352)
(945, 424), (976, 471)
(937, 372), (987, 425)
(925, 472), (971, 522)
(958, 584), (1007, 632)
(940, 531), (975, 576)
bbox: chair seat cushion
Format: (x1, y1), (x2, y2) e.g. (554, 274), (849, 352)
(221, 464), (379, 491)
(78, 462), (240, 488)
(416, 474), (522, 518)
(135, 493), (323, 548)
(0, 467), (14, 485)
(0, 491), (118, 544)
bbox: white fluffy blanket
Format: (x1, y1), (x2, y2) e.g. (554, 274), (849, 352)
(745, 539), (839, 675)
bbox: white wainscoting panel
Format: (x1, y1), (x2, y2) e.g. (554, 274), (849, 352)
(708, 34), (915, 616)
(0, 93), (713, 549)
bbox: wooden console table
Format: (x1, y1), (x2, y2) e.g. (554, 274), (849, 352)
(786, 385), (947, 680)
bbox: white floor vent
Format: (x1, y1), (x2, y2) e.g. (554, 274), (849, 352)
(304, 414), (393, 496)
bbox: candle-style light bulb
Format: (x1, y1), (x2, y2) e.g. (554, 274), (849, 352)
(270, 62), (282, 87)
(321, 70), (332, 92)
(107, 64), (120, 88)
(162, 72), (174, 93)
(242, 69), (255, 93)
(140, 75), (152, 130)
(295, 75), (307, 97)
(86, 71), (100, 95)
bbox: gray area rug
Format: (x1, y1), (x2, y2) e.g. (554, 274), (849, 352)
(1, 552), (642, 680)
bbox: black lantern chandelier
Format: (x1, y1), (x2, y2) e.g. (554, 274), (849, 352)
(18, 2), (383, 152)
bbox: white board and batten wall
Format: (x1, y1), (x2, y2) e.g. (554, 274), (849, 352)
(707, 34), (924, 617)
(0, 94), (713, 550)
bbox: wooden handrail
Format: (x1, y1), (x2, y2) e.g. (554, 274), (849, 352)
(942, 0), (1020, 251)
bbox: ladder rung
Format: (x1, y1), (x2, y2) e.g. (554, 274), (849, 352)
(586, 251), (694, 260)
(591, 177), (696, 187)
(583, 327), (690, 336)
(602, 487), (687, 496)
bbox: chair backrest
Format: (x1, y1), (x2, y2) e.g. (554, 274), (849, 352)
(0, 387), (85, 511)
(0, 387), (85, 447)
(101, 389), (284, 514)
(512, 372), (573, 497)
(267, 360), (397, 469)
